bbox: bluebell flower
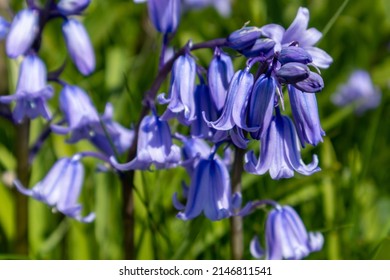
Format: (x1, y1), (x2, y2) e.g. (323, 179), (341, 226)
(57, 0), (91, 15)
(288, 85), (325, 146)
(275, 62), (310, 84)
(191, 84), (218, 139)
(0, 16), (10, 39)
(62, 19), (95, 75)
(208, 48), (234, 112)
(51, 85), (101, 143)
(147, 0), (181, 34)
(159, 52), (196, 124)
(261, 7), (333, 69)
(247, 74), (276, 139)
(245, 110), (320, 179)
(89, 103), (135, 156)
(14, 155), (95, 223)
(110, 112), (181, 170)
(0, 55), (53, 123)
(173, 157), (233, 221)
(204, 68), (255, 131)
(227, 26), (262, 51)
(6, 9), (39, 58)
(183, 0), (232, 17)
(332, 70), (381, 115)
(250, 205), (324, 260)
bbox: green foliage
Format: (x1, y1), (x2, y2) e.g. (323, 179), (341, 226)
(0, 0), (389, 260)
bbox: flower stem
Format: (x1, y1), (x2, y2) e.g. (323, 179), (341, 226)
(230, 147), (245, 260)
(15, 119), (31, 256)
(119, 37), (227, 260)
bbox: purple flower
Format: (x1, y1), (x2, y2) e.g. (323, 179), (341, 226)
(250, 205), (324, 260)
(62, 19), (95, 75)
(158, 52), (196, 124)
(204, 68), (255, 131)
(247, 74), (276, 139)
(57, 0), (91, 15)
(245, 111), (320, 179)
(110, 112), (181, 170)
(227, 26), (262, 52)
(147, 0), (181, 34)
(208, 48), (234, 112)
(191, 84), (218, 139)
(261, 7), (333, 69)
(288, 85), (325, 146)
(6, 9), (39, 58)
(173, 157), (233, 221)
(0, 55), (53, 123)
(332, 70), (381, 115)
(51, 85), (101, 143)
(14, 155), (95, 223)
(89, 103), (135, 156)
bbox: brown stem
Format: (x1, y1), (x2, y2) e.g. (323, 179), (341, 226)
(14, 120), (31, 256)
(230, 148), (245, 260)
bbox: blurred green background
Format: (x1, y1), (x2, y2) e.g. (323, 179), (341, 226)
(0, 0), (389, 259)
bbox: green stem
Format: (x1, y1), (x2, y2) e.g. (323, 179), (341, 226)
(230, 148), (245, 260)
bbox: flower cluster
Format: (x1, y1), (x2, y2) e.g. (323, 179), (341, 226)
(5, 1), (331, 260)
(1, 1), (133, 223)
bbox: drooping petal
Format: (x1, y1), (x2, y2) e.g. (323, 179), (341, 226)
(6, 9), (39, 58)
(177, 158), (232, 221)
(247, 74), (276, 139)
(110, 113), (180, 171)
(250, 236), (265, 259)
(191, 84), (218, 138)
(13, 155), (94, 223)
(159, 53), (196, 123)
(0, 55), (54, 123)
(245, 113), (320, 179)
(240, 38), (275, 58)
(204, 69), (254, 131)
(288, 85), (325, 146)
(52, 85), (100, 142)
(208, 48), (234, 111)
(62, 19), (95, 75)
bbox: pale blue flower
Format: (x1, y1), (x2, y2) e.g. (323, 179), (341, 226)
(250, 205), (324, 260)
(62, 19), (95, 75)
(6, 9), (39, 58)
(147, 0), (181, 34)
(14, 155), (95, 223)
(110, 112), (181, 170)
(332, 70), (381, 115)
(0, 55), (53, 123)
(245, 110), (320, 179)
(51, 85), (101, 143)
(174, 157), (233, 221)
(159, 52), (196, 124)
